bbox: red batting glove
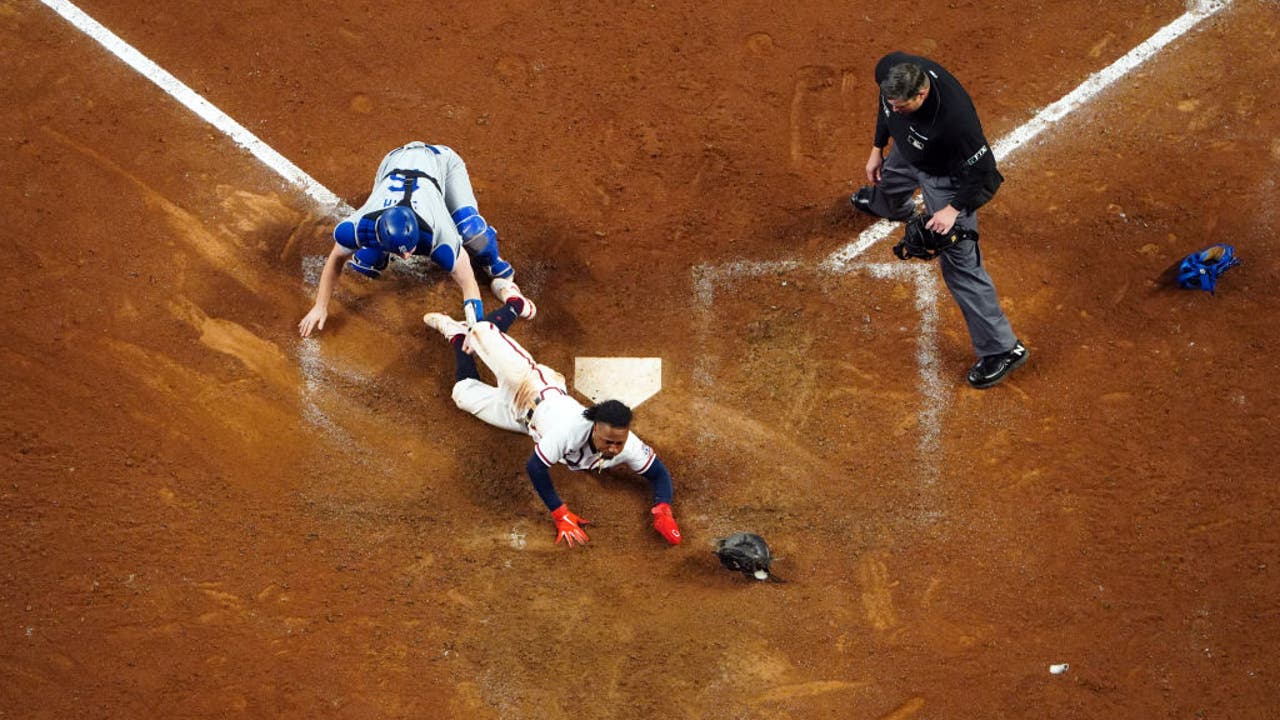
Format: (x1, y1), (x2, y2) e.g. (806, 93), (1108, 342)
(551, 504), (590, 548)
(651, 503), (682, 545)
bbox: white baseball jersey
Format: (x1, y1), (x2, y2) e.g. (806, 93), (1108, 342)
(451, 322), (658, 475)
(529, 394), (658, 474)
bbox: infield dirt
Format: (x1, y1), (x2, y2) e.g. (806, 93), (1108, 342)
(3, 1), (1279, 718)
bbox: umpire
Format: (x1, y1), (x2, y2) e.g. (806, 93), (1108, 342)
(851, 52), (1028, 389)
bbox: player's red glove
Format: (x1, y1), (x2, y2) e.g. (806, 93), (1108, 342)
(551, 504), (590, 547)
(651, 502), (682, 545)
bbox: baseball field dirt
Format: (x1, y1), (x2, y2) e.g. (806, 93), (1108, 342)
(3, 0), (1278, 717)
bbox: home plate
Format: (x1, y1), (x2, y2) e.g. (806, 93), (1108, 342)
(573, 357), (662, 408)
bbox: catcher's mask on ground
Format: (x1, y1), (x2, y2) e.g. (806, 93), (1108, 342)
(715, 532), (778, 582)
(374, 205), (420, 256)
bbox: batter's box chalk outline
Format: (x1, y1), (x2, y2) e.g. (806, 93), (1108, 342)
(41, 0), (1234, 446)
(693, 258), (946, 485)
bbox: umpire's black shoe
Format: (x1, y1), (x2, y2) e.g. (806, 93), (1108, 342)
(966, 340), (1029, 389)
(849, 186), (878, 217)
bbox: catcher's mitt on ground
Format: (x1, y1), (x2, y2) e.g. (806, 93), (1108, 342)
(893, 214), (974, 260)
(715, 532), (784, 582)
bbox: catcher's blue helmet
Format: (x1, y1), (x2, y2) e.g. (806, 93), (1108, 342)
(1176, 243), (1240, 295)
(375, 206), (419, 255)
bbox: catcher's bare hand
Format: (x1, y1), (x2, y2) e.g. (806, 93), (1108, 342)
(299, 306), (328, 337)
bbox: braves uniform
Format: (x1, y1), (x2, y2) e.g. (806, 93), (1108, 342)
(528, 394), (658, 476)
(449, 320), (673, 515)
(451, 320), (568, 434)
(333, 141), (513, 280)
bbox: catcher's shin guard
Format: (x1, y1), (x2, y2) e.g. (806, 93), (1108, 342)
(453, 207), (514, 279)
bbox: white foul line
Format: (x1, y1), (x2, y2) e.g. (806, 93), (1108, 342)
(38, 0), (352, 218)
(38, 0), (358, 438)
(700, 0), (1233, 480)
(825, 0), (1233, 270)
(992, 0), (1230, 161)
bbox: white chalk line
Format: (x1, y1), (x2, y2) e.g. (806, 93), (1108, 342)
(38, 0), (359, 439)
(860, 263), (946, 484)
(38, 0), (352, 218)
(700, 0), (1233, 482)
(825, 0), (1232, 272)
(990, 0), (1230, 164)
(43, 0), (1231, 460)
(690, 262), (797, 465)
(691, 260), (800, 390)
(693, 261), (946, 482)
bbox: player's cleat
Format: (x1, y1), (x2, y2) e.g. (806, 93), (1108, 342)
(849, 186), (878, 217)
(423, 312), (468, 343)
(490, 278), (537, 319)
(966, 340), (1029, 389)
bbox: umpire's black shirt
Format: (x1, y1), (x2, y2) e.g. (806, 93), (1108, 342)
(873, 52), (1001, 212)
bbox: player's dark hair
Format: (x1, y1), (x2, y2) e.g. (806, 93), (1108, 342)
(583, 399), (633, 428)
(881, 63), (928, 101)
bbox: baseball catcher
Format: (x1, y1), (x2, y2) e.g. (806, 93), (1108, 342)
(715, 532), (783, 582)
(298, 141), (535, 338)
(423, 302), (683, 549)
(892, 214), (972, 261)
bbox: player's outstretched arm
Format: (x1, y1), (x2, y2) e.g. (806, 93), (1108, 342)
(642, 457), (681, 545)
(299, 244), (348, 337)
(448, 253), (484, 325)
(526, 454), (590, 548)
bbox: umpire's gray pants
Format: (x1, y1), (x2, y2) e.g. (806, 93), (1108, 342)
(864, 147), (1018, 358)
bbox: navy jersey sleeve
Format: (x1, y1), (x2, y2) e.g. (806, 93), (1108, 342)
(874, 99), (891, 149)
(526, 453), (563, 511)
(640, 456), (674, 506)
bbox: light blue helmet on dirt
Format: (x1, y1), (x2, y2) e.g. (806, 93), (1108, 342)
(375, 206), (420, 255)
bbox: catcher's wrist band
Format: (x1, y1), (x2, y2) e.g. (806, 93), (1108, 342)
(463, 299), (483, 326)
